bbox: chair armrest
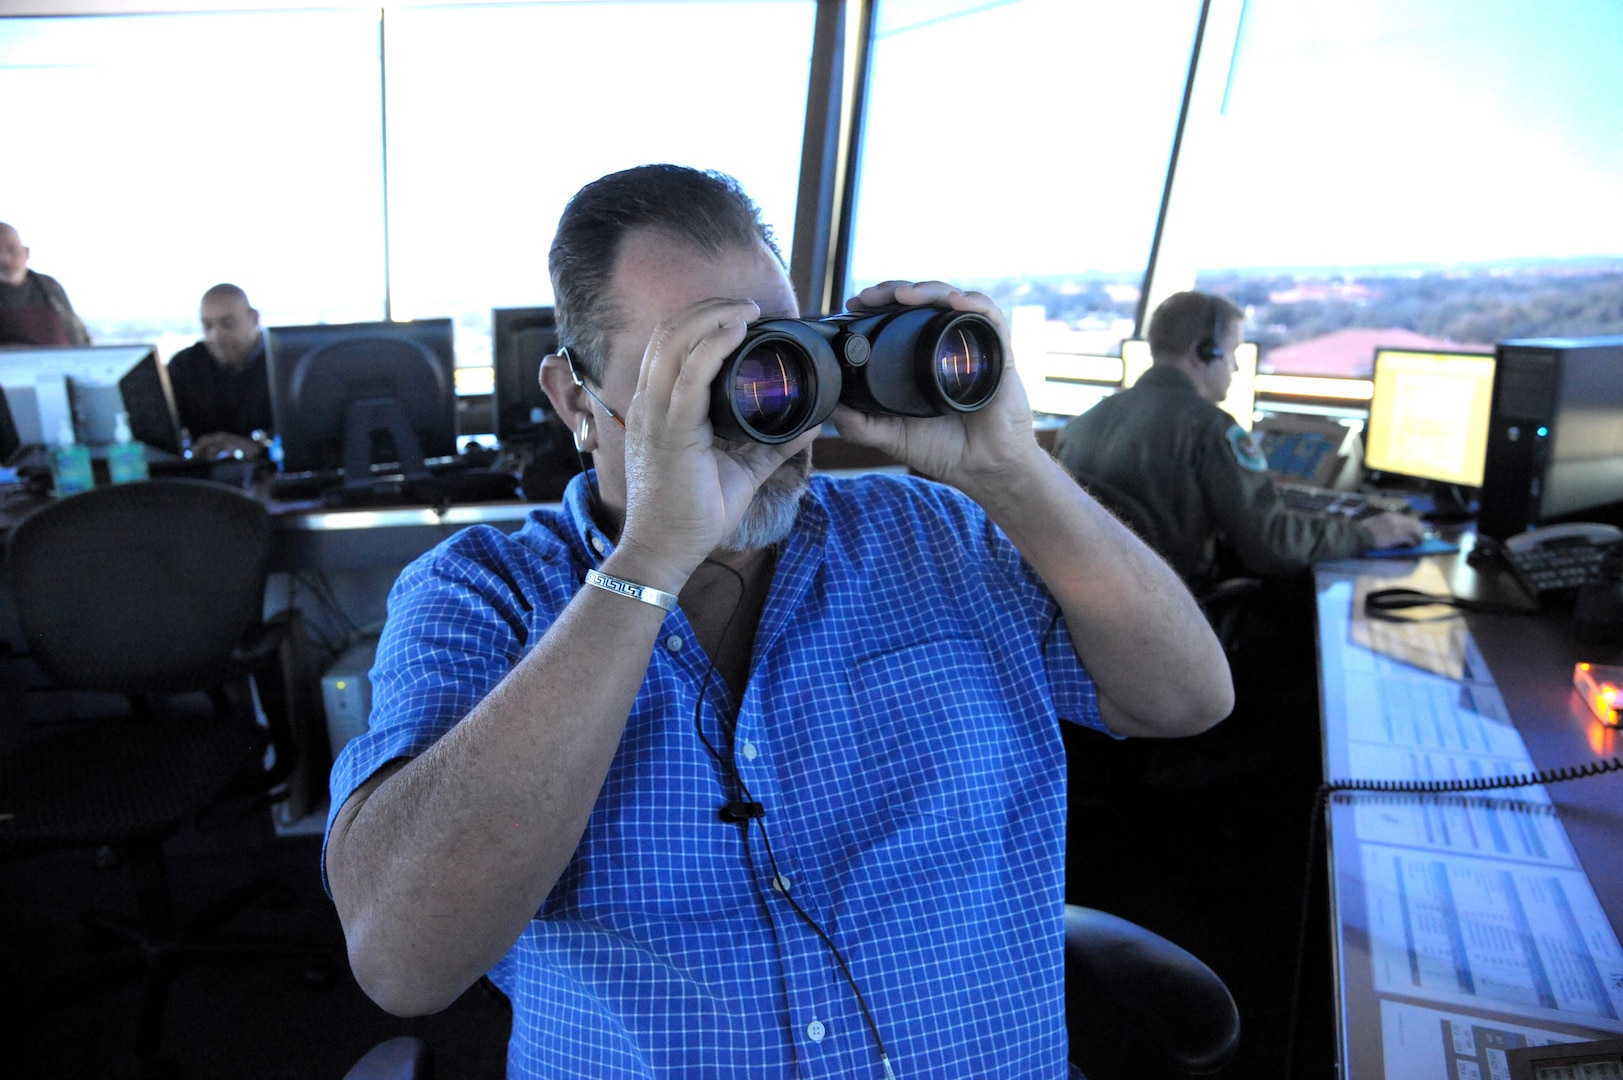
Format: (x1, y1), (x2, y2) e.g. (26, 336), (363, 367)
(344, 1036), (434, 1080)
(1196, 577), (1263, 611)
(1064, 905), (1240, 1075)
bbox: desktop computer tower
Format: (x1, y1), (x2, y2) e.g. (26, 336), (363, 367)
(1477, 336), (1623, 538)
(321, 634), (380, 760)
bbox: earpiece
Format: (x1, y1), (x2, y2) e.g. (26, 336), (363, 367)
(1196, 294), (1223, 364)
(573, 417), (589, 452)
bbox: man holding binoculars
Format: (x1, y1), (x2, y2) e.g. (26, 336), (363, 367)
(324, 164), (1231, 1077)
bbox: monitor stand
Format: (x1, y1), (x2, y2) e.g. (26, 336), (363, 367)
(1421, 482), (1476, 525)
(341, 397), (429, 495)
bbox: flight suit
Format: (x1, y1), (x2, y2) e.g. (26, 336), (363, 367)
(1053, 365), (1371, 586)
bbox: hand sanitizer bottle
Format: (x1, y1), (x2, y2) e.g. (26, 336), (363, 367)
(51, 418), (95, 497)
(107, 411), (149, 484)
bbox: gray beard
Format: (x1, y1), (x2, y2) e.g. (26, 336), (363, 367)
(716, 452), (811, 554)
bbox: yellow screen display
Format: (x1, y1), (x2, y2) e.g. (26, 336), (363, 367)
(1364, 349), (1496, 487)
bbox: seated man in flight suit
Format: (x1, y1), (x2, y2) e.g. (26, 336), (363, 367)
(321, 164), (1234, 1077)
(1053, 290), (1423, 588)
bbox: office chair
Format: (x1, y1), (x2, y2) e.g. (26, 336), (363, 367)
(335, 905), (1237, 1080)
(1065, 905), (1240, 1077)
(0, 478), (329, 1072)
(1070, 469), (1261, 653)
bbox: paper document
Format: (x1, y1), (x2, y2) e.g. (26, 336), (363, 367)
(1377, 1000), (1604, 1080)
(1362, 846), (1623, 1029)
(1341, 675), (1530, 760)
(1344, 792), (1573, 867)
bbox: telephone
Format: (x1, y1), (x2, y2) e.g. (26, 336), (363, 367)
(1502, 521), (1623, 553)
(1496, 521), (1623, 606)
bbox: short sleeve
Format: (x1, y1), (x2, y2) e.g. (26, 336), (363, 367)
(322, 523), (576, 888)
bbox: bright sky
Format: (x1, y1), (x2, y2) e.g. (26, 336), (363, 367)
(1, 0), (1618, 330)
(1192, 0), (1623, 268)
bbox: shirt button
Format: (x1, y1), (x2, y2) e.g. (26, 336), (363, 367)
(806, 1020), (826, 1043)
(741, 742), (759, 760)
(773, 874), (792, 894)
(590, 535), (606, 555)
(665, 635), (683, 652)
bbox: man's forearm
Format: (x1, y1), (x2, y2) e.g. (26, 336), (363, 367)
(326, 557), (673, 1016)
(962, 450), (1233, 736)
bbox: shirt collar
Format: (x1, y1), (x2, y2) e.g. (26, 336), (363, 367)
(557, 469), (830, 574)
(1135, 364), (1202, 395)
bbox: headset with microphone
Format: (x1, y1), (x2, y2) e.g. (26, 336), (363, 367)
(1195, 293), (1224, 364)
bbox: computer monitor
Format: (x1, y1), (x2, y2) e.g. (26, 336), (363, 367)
(1121, 338), (1258, 428)
(1253, 413), (1356, 488)
(1363, 347), (1496, 508)
(1121, 339), (1153, 389)
(1027, 353), (1122, 417)
(266, 319), (458, 484)
(0, 345), (183, 456)
(491, 306), (560, 443)
(1220, 342), (1258, 429)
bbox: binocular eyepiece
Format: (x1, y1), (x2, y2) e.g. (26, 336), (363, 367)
(709, 305), (1005, 444)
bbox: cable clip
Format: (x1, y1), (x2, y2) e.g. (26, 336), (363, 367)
(719, 801), (765, 823)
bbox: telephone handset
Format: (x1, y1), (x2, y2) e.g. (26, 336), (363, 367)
(1503, 521), (1623, 553)
(1490, 521), (1623, 606)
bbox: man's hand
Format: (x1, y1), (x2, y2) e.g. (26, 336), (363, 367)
(828, 280), (1043, 501)
(1361, 512), (1427, 550)
(190, 431), (264, 461)
(614, 298), (817, 588)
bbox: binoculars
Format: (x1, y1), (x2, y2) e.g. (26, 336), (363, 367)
(709, 306), (1005, 444)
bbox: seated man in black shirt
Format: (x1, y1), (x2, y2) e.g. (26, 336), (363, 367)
(0, 221), (91, 347)
(166, 283), (273, 460)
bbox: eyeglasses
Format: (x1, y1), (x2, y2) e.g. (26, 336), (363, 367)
(562, 346), (627, 430)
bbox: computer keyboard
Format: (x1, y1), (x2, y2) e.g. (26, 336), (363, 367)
(1502, 536), (1622, 604)
(1275, 482), (1406, 521)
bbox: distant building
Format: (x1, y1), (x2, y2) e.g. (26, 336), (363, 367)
(1261, 327), (1488, 378)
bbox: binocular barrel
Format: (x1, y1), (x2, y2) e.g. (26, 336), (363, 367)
(709, 306), (1005, 444)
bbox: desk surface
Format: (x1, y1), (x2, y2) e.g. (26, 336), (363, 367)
(1315, 548), (1623, 1077)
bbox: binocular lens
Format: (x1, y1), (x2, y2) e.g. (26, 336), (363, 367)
(731, 341), (806, 437)
(934, 320), (1000, 408)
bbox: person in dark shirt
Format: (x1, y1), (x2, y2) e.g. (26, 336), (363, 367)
(0, 221), (92, 347)
(166, 283), (274, 460)
(1054, 290), (1422, 586)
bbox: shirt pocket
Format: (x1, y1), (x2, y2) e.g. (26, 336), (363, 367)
(848, 636), (1023, 827)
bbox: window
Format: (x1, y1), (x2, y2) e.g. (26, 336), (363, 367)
(1173, 0), (1623, 376)
(384, 0), (817, 371)
(0, 11), (386, 358)
(847, 0), (1203, 381)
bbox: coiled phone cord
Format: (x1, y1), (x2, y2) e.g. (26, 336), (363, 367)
(1283, 754), (1623, 1078)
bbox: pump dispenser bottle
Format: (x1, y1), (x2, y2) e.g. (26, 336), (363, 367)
(107, 411), (149, 484)
(51, 418), (95, 496)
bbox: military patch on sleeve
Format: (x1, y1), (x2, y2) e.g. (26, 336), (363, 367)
(1226, 424), (1269, 473)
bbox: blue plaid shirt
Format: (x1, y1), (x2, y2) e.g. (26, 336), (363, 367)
(327, 471), (1105, 1078)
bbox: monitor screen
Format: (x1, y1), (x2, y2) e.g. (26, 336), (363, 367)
(1121, 338), (1258, 429)
(266, 319), (458, 477)
(1218, 342), (1258, 430)
(1027, 353), (1122, 417)
(491, 306), (559, 443)
(0, 345), (182, 456)
(1121, 339), (1153, 389)
(1364, 348), (1496, 488)
(1252, 413), (1352, 487)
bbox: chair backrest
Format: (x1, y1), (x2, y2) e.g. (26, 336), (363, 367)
(1070, 467), (1260, 652)
(1070, 469), (1168, 555)
(5, 479), (272, 695)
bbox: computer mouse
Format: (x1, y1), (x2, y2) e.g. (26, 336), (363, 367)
(1467, 536), (1505, 568)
